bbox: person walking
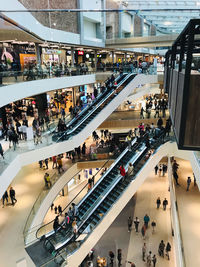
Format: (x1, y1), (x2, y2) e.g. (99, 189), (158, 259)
(152, 255), (157, 267)
(12, 131), (18, 151)
(158, 240), (165, 257)
(58, 205), (62, 215)
(54, 206), (58, 214)
(51, 203), (54, 211)
(144, 214), (150, 228)
(142, 243), (146, 261)
(163, 198), (168, 211)
(173, 171), (179, 185)
(128, 216), (133, 232)
(44, 158), (49, 169)
(57, 157), (64, 174)
(44, 173), (50, 188)
(81, 142), (86, 157)
(165, 242), (171, 260)
(147, 251), (152, 267)
(2, 191), (8, 207)
(140, 107), (144, 119)
(172, 160), (179, 173)
(151, 220), (156, 233)
(0, 143), (4, 159)
(52, 156), (57, 169)
(134, 217), (140, 232)
(154, 165), (158, 175)
(156, 197), (161, 209)
(9, 187), (17, 206)
(141, 224), (146, 240)
(158, 164), (162, 176)
(109, 251), (115, 266)
(117, 249), (122, 266)
(186, 177), (192, 191)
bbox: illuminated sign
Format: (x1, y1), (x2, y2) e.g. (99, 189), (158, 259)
(78, 51), (84, 56)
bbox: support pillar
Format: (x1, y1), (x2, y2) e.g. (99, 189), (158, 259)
(35, 44), (42, 66)
(72, 87), (76, 107)
(94, 50), (97, 71)
(112, 51), (115, 64)
(35, 93), (48, 117)
(124, 52), (127, 63)
(71, 47), (75, 67)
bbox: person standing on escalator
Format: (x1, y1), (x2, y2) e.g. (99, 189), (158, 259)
(119, 165), (126, 182)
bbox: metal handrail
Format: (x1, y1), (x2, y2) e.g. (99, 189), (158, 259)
(66, 74), (132, 135)
(55, 73), (133, 142)
(51, 141), (145, 251)
(35, 157), (113, 239)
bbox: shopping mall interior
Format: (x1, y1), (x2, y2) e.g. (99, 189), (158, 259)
(0, 1), (200, 267)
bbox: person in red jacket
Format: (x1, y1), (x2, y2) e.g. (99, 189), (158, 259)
(119, 165), (126, 181)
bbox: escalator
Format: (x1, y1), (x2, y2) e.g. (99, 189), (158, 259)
(26, 133), (166, 266)
(52, 73), (135, 142)
(65, 73), (127, 130)
(40, 134), (165, 255)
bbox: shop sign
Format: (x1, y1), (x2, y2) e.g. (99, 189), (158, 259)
(78, 51), (84, 55)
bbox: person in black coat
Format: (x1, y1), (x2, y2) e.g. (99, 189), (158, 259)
(82, 142), (86, 156)
(53, 216), (60, 234)
(9, 187), (17, 205)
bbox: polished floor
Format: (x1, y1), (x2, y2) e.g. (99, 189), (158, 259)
(126, 171), (175, 267)
(174, 158), (200, 267)
(83, 170), (175, 267)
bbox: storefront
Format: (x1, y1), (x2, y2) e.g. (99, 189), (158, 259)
(42, 48), (66, 65)
(0, 42), (37, 71)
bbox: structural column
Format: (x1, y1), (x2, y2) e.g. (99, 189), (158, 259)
(112, 51), (115, 64)
(71, 47), (75, 67)
(124, 52), (127, 63)
(35, 44), (42, 66)
(94, 50), (97, 71)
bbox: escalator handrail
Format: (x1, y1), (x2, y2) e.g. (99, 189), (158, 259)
(54, 143), (147, 251)
(55, 73), (133, 143)
(55, 134), (168, 252)
(66, 73), (133, 136)
(77, 144), (146, 225)
(65, 73), (127, 128)
(66, 89), (106, 128)
(77, 138), (137, 208)
(35, 157), (113, 239)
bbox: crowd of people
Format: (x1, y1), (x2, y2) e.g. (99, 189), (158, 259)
(140, 95), (168, 119)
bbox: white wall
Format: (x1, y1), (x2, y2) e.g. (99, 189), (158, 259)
(83, 20), (97, 39)
(143, 23), (150, 37)
(122, 13), (132, 33)
(0, 74), (96, 107)
(82, 0), (102, 23)
(1, 0), (80, 45)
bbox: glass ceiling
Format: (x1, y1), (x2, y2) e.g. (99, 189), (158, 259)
(116, 0), (200, 33)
